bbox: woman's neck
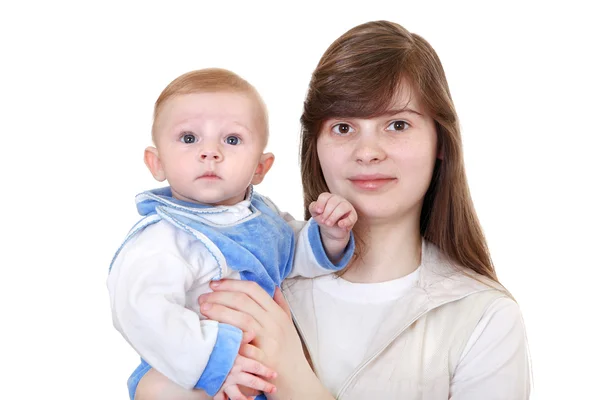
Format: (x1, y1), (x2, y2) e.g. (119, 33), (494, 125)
(342, 217), (422, 283)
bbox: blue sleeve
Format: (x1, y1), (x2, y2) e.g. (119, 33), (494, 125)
(127, 359), (152, 400)
(307, 218), (355, 270)
(127, 323), (242, 399)
(194, 323), (243, 395)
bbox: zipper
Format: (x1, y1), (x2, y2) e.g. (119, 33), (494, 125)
(335, 290), (491, 398)
(336, 307), (429, 398)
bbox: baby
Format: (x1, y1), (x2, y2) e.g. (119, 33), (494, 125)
(107, 68), (357, 400)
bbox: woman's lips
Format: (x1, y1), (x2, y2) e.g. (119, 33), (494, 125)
(348, 175), (397, 190)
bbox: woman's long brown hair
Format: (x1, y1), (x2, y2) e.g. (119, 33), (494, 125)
(300, 21), (499, 283)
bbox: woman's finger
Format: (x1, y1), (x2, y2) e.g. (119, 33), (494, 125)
(200, 290), (267, 326)
(209, 279), (287, 317)
(241, 329), (256, 345)
(200, 302), (262, 334)
(273, 287), (292, 320)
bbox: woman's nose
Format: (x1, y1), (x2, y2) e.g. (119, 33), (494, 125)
(354, 135), (386, 164)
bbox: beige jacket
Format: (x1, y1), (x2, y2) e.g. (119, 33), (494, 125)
(281, 241), (508, 400)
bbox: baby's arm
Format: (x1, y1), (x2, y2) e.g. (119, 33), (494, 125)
(107, 223), (242, 396)
(260, 193), (356, 279)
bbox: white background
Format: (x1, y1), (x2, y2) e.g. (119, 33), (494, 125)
(1, 1), (598, 399)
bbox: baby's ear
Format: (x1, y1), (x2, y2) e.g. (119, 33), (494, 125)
(251, 152), (275, 185)
(144, 146), (166, 182)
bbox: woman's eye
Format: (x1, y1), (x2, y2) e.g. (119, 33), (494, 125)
(332, 123), (355, 135)
(181, 133), (196, 144)
(225, 135), (241, 145)
(386, 120), (409, 131)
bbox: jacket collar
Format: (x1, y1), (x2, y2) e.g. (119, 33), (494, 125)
(282, 240), (506, 379)
(134, 185), (255, 216)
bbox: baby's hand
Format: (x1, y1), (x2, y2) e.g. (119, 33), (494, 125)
(309, 192), (357, 240)
(309, 193), (357, 262)
(213, 353), (277, 400)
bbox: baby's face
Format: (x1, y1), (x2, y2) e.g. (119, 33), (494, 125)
(152, 91), (268, 205)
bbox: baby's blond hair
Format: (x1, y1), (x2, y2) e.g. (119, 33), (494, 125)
(152, 68), (268, 144)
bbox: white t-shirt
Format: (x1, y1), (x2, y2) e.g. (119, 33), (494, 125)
(312, 267), (531, 399)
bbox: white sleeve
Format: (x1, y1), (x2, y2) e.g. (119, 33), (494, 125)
(261, 196), (353, 279)
(288, 217), (350, 278)
(450, 297), (532, 399)
(106, 222), (241, 391)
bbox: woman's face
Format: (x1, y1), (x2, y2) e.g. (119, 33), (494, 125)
(316, 85), (438, 223)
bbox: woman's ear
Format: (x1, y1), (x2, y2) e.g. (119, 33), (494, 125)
(144, 146), (166, 182)
(251, 152), (275, 185)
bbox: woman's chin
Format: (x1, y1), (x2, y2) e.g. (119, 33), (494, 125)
(354, 202), (422, 227)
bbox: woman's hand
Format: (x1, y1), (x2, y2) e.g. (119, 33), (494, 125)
(198, 280), (301, 375)
(199, 280), (333, 399)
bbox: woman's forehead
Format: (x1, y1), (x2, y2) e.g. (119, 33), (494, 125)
(328, 83), (425, 120)
(387, 83), (424, 114)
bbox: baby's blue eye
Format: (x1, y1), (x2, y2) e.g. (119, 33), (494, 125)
(181, 134), (196, 144)
(226, 136), (241, 145)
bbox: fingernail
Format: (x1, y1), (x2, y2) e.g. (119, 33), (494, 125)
(211, 280), (220, 288)
(201, 303), (212, 311)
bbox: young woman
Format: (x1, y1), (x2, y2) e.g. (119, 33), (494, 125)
(132, 20), (530, 400)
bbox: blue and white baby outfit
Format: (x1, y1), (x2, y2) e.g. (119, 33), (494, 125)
(107, 186), (354, 399)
